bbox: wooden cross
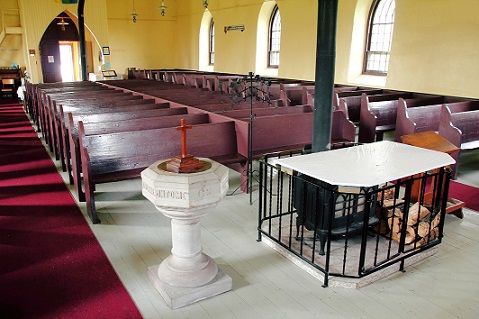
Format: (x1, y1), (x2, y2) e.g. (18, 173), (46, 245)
(164, 118), (206, 173)
(177, 118), (192, 159)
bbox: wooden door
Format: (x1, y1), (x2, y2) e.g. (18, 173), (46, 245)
(40, 43), (62, 83)
(39, 12), (79, 83)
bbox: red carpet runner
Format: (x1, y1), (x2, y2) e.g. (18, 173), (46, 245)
(449, 180), (479, 212)
(0, 102), (142, 318)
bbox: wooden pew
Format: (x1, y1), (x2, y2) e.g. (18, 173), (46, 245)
(38, 87), (128, 146)
(33, 82), (107, 131)
(337, 91), (407, 122)
(439, 102), (479, 151)
(333, 88), (383, 107)
(56, 101), (171, 176)
(358, 94), (444, 143)
(68, 111), (206, 201)
(230, 109), (355, 158)
(279, 85), (315, 106)
(36, 86), (157, 161)
(219, 105), (313, 119)
(48, 98), (163, 167)
(79, 121), (245, 223)
(202, 75), (217, 91)
(216, 76), (242, 93)
(394, 98), (474, 141)
(395, 99), (443, 141)
(304, 95), (356, 146)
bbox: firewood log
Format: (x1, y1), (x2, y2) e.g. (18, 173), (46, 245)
(405, 226), (416, 244)
(417, 221), (431, 238)
(382, 198), (405, 208)
(415, 237), (428, 247)
(386, 207), (403, 219)
(378, 186), (395, 201)
(407, 203), (431, 225)
(429, 227), (439, 240)
(388, 216), (401, 241)
(431, 213), (441, 229)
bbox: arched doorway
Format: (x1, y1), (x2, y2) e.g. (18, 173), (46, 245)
(39, 12), (79, 83)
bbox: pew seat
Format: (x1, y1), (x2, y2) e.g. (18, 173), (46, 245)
(79, 121), (245, 223)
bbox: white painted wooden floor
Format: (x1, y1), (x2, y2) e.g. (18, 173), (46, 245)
(51, 156), (479, 319)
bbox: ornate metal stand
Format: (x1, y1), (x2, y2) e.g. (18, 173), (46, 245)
(229, 72), (272, 204)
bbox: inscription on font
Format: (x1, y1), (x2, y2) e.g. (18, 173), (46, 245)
(143, 183), (189, 201)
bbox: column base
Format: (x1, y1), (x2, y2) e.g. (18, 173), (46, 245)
(148, 265), (232, 309)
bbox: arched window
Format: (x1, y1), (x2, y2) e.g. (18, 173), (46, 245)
(364, 0), (395, 74)
(268, 5), (281, 68)
(199, 10), (213, 71)
(209, 20), (215, 65)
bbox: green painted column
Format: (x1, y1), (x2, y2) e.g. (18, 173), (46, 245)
(312, 0), (338, 152)
(78, 0), (87, 81)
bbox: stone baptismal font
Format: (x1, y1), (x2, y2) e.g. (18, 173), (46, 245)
(141, 119), (232, 309)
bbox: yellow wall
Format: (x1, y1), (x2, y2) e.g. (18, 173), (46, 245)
(212, 0), (260, 74)
(276, 0), (317, 80)
(0, 0), (24, 68)
(386, 0), (479, 98)
(175, 1), (213, 71)
(335, 0), (387, 87)
(335, 0), (479, 98)
(174, 0), (263, 72)
(4, 0), (479, 98)
(106, 0), (177, 75)
(18, 0), (110, 83)
(174, 0), (318, 79)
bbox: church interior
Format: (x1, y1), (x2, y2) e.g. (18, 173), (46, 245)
(1, 0), (479, 318)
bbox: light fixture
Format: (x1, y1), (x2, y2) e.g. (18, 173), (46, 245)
(131, 0), (138, 23)
(159, 0), (167, 16)
(203, 0), (208, 9)
(56, 17), (69, 31)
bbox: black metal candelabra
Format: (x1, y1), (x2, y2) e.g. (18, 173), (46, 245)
(229, 72), (272, 204)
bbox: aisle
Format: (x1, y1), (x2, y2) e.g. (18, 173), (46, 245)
(0, 102), (143, 319)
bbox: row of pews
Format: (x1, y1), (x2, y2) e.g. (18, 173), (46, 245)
(121, 69), (479, 170)
(25, 70), (478, 223)
(143, 69), (477, 145)
(272, 76), (479, 156)
(25, 76), (355, 224)
(25, 81), (246, 224)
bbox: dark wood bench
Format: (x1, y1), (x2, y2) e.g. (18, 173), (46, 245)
(439, 103), (479, 151)
(333, 88), (383, 107)
(231, 110), (355, 188)
(219, 105), (312, 119)
(38, 88), (136, 148)
(79, 121), (245, 223)
(47, 94), (155, 145)
(68, 111), (208, 201)
(56, 102), (173, 178)
(35, 84), (118, 133)
(28, 82), (99, 127)
(50, 99), (167, 170)
(202, 75), (218, 91)
(395, 98), (474, 141)
(395, 100), (443, 141)
(279, 85), (315, 106)
(337, 91), (409, 123)
(358, 94), (444, 143)
(215, 76), (242, 93)
(303, 94), (356, 145)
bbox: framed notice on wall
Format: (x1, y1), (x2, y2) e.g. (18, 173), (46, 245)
(102, 47), (110, 55)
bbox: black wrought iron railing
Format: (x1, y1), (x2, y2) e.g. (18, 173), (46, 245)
(258, 150), (451, 287)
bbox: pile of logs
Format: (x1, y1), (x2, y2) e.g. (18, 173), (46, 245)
(387, 203), (441, 247)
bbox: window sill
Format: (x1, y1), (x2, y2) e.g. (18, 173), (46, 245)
(350, 73), (387, 87)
